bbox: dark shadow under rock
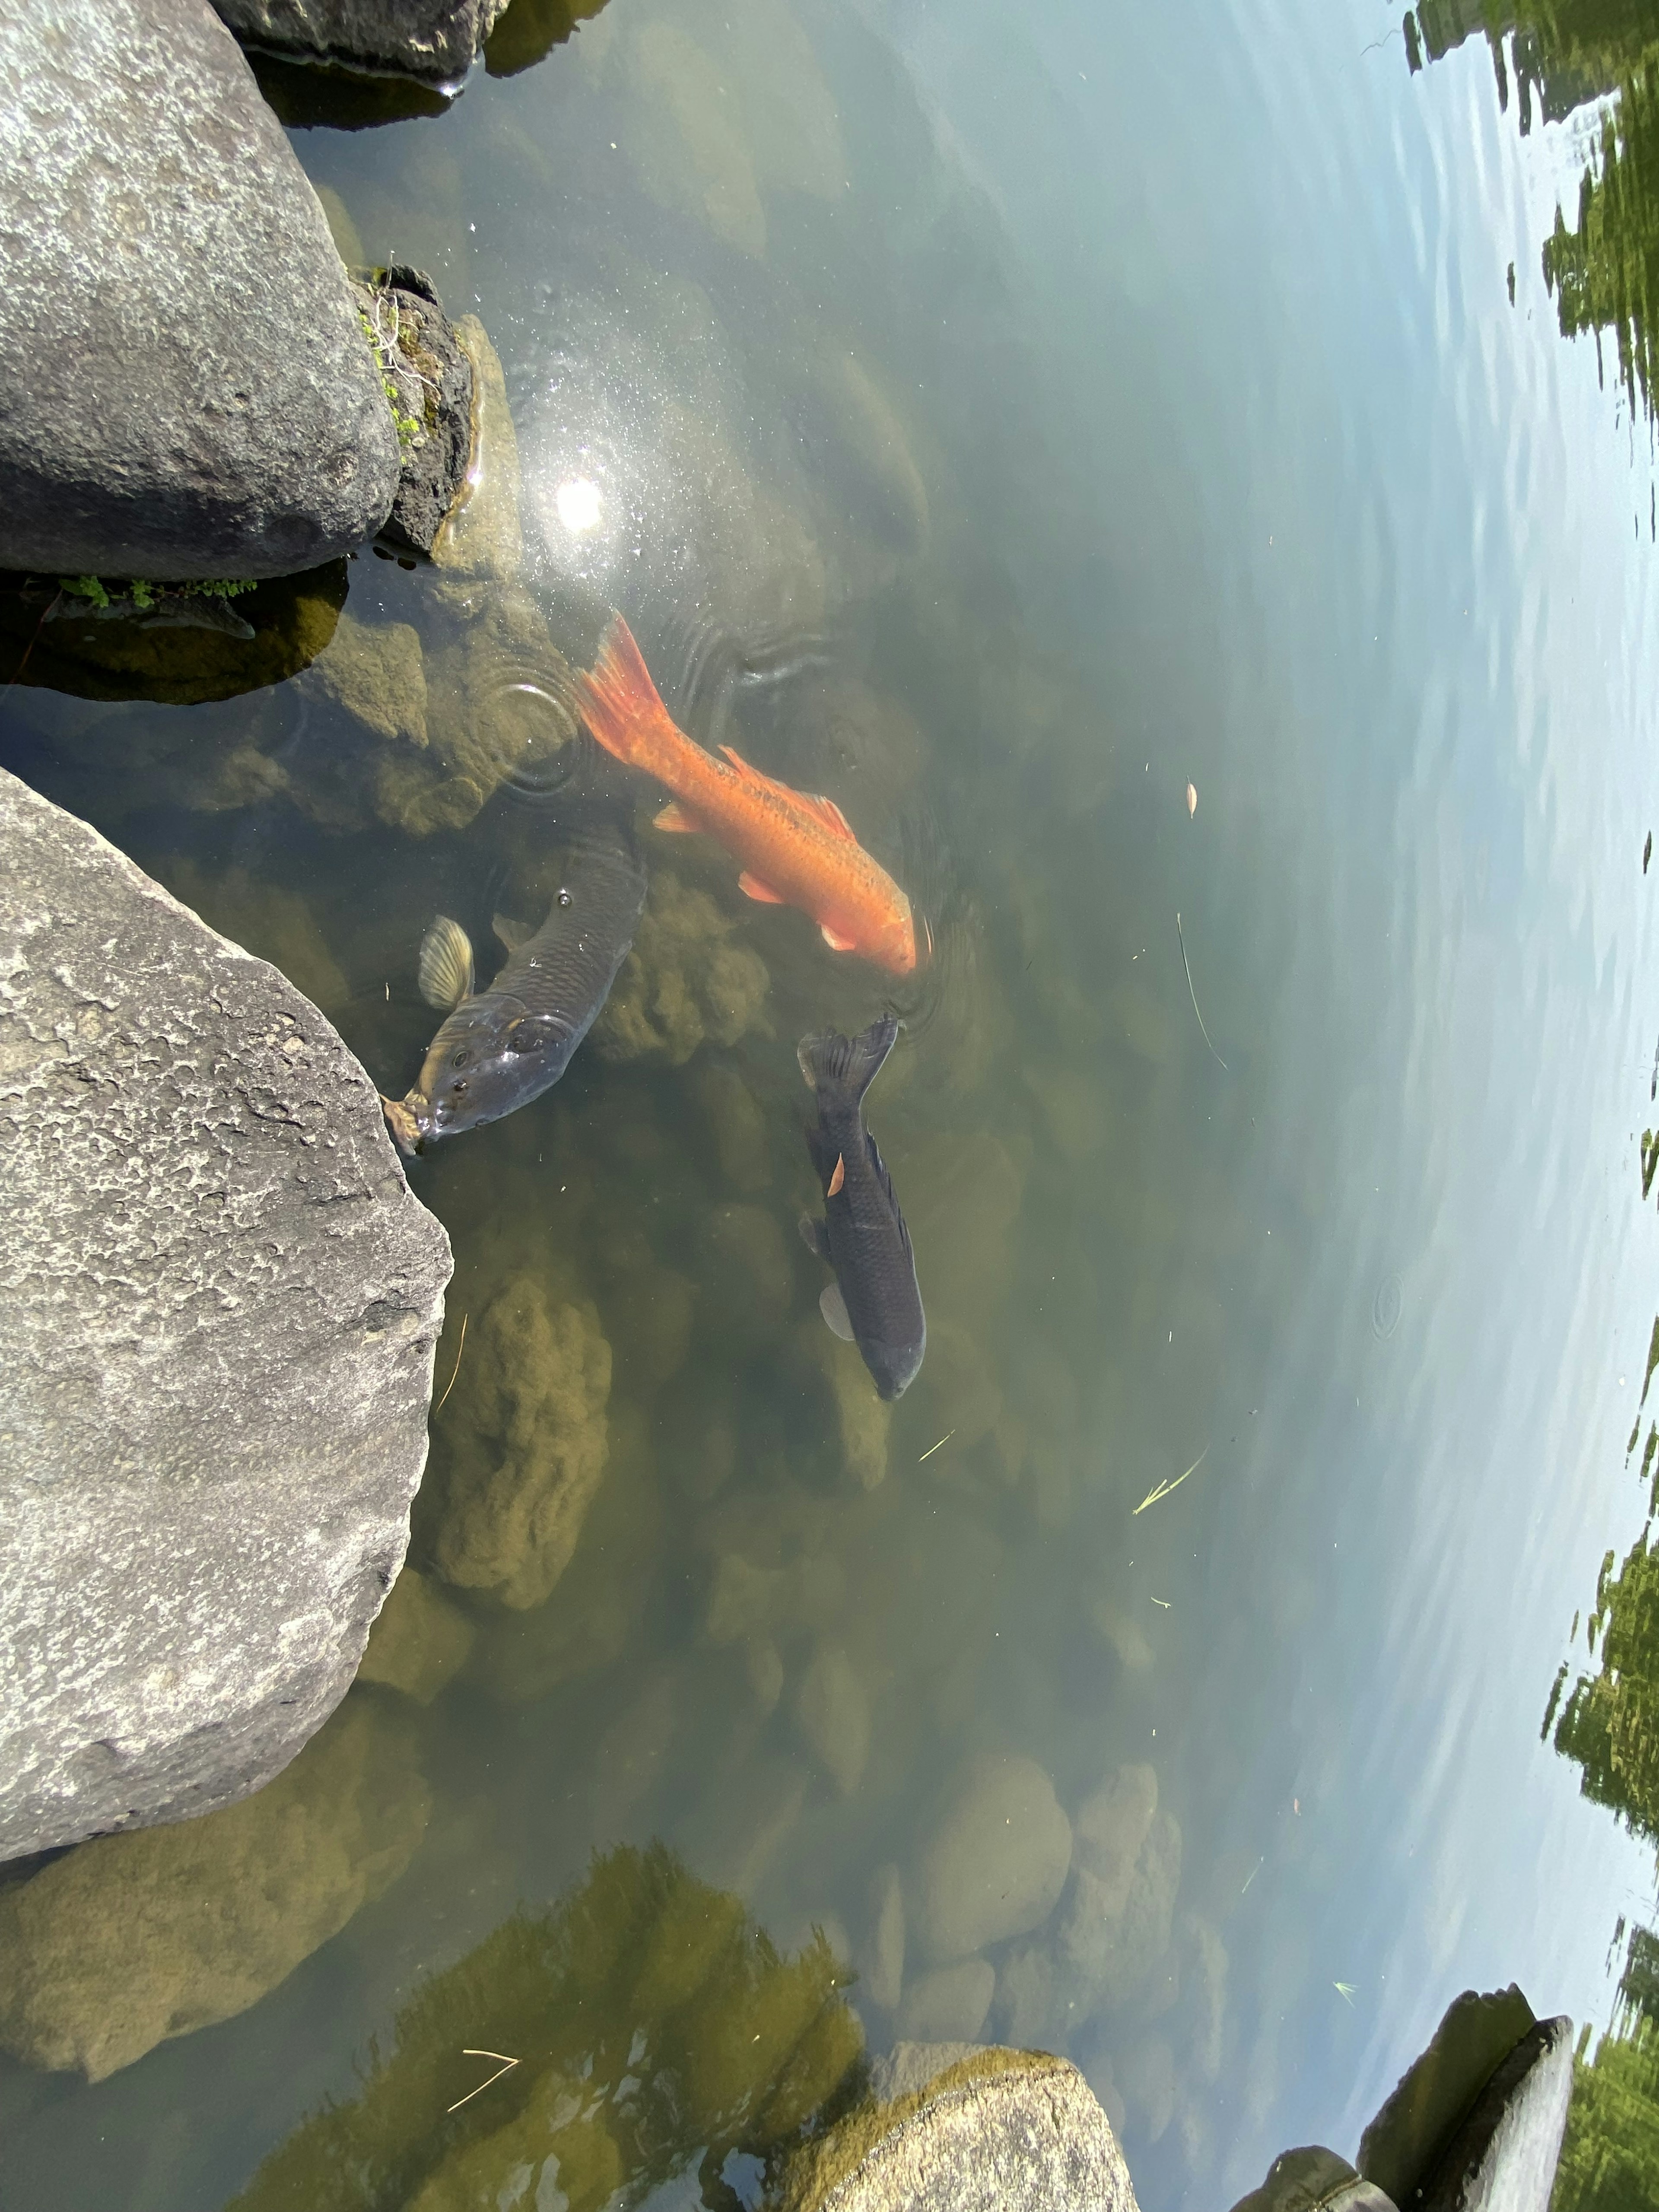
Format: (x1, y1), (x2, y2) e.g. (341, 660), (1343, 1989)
(483, 0), (607, 76)
(247, 48), (454, 127)
(0, 565), (348, 705)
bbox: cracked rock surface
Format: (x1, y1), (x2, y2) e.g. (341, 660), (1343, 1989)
(0, 768), (452, 1861)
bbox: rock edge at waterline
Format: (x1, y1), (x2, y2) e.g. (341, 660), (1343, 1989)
(0, 0), (401, 581)
(0, 768), (452, 1861)
(212, 0), (510, 83)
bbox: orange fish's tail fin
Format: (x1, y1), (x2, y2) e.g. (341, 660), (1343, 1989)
(578, 614), (680, 773)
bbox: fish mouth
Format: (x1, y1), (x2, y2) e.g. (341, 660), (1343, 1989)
(380, 1093), (430, 1157)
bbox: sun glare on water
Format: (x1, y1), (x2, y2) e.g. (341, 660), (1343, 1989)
(554, 476), (603, 533)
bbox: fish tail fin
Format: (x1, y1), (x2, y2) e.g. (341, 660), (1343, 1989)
(578, 614), (679, 772)
(796, 1013), (899, 1104)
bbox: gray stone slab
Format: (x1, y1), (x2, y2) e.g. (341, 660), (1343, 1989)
(1358, 1986), (1538, 2208)
(211, 0), (509, 84)
(0, 768), (452, 1859)
(0, 0), (401, 581)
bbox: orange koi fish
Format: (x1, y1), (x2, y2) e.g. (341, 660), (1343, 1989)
(576, 614), (924, 976)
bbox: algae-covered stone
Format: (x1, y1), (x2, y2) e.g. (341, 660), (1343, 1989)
(212, 0), (510, 83)
(302, 610), (428, 748)
(0, 771), (450, 1861)
(357, 1567), (476, 1704)
(804, 1322), (893, 1489)
(427, 1273), (612, 1610)
(774, 2046), (1138, 2212)
(164, 857), (351, 1017)
(1, 0), (398, 579)
(0, 1694), (429, 2081)
(914, 1753), (1073, 1966)
(229, 1842), (863, 2212)
(695, 1058), (773, 1190)
(595, 871), (772, 1065)
(1057, 1770), (1182, 2011)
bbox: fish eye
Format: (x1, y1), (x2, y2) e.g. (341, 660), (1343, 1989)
(452, 1048), (470, 1068)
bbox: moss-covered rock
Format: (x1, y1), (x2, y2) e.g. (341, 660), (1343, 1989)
(594, 870), (772, 1065)
(426, 1273), (612, 1610)
(0, 1694), (429, 2081)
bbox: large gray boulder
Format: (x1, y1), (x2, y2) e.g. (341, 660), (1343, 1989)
(777, 2047), (1138, 2212)
(212, 0), (510, 83)
(0, 768), (452, 1860)
(0, 0), (401, 581)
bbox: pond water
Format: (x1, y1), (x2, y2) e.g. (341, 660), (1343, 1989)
(5, 0), (1659, 2206)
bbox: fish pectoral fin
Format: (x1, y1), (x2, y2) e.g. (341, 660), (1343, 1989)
(738, 871), (788, 904)
(827, 1153), (846, 1196)
(654, 801), (702, 833)
(819, 1281), (855, 1341)
(417, 915), (475, 1011)
(492, 912), (533, 951)
(819, 921), (859, 953)
(798, 1213), (831, 1260)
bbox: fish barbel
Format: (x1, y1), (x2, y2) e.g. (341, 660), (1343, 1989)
(575, 613), (922, 976)
(797, 1014), (925, 1400)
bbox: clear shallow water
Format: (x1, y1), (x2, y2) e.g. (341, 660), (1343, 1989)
(4, 1), (1659, 2206)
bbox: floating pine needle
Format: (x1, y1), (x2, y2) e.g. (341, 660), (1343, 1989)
(1133, 1445), (1208, 1516)
(1334, 1983), (1358, 2006)
(435, 1313), (469, 1414)
(1241, 1856), (1264, 1894)
(1150, 1595), (1172, 1609)
(918, 1429), (955, 1462)
(1186, 781), (1198, 817)
(447, 2048), (520, 2113)
(1176, 912), (1228, 1071)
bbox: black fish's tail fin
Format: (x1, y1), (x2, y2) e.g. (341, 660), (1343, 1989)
(797, 1014), (899, 1104)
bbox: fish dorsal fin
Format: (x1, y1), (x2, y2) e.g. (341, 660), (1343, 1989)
(820, 1281), (855, 1341)
(418, 915), (474, 1011)
(718, 744), (858, 841)
(493, 912), (533, 952)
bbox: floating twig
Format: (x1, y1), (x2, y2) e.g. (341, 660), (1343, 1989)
(1133, 1445), (1208, 1516)
(1176, 912), (1228, 1071)
(918, 1429), (955, 1463)
(1334, 1982), (1357, 2006)
(1150, 1595), (1171, 1609)
(435, 1313), (469, 1414)
(447, 2048), (520, 2113)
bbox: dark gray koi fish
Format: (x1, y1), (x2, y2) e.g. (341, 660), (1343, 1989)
(796, 1014), (925, 1400)
(382, 817), (647, 1153)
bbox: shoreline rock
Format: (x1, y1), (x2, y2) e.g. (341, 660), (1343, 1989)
(0, 768), (452, 1861)
(1, 0), (401, 580)
(212, 0), (512, 86)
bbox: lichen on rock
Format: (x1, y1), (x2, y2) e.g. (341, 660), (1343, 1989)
(0, 1694), (429, 2082)
(426, 1272), (613, 1610)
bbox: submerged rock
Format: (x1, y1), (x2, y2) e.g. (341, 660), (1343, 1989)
(594, 870), (772, 1065)
(794, 1642), (871, 1796)
(0, 770), (451, 1860)
(0, 1694), (429, 2081)
(426, 1274), (612, 1610)
(913, 1753), (1073, 1967)
(1, 0), (399, 578)
(897, 1960), (996, 2044)
(356, 1567), (476, 1704)
(775, 2047), (1138, 2212)
(211, 0), (510, 83)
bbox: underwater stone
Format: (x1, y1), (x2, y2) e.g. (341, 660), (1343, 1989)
(0, 0), (400, 579)
(0, 1694), (430, 2079)
(302, 610), (428, 749)
(594, 871), (772, 1066)
(913, 1753), (1073, 1967)
(897, 1960), (995, 2044)
(211, 0), (509, 83)
(793, 1642), (871, 1796)
(0, 769), (451, 1861)
(356, 1567), (475, 1704)
(1228, 2148), (1398, 2212)
(427, 1274), (612, 1611)
(775, 2047), (1138, 2212)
